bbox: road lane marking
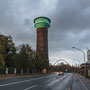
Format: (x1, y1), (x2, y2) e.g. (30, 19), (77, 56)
(24, 76), (58, 90)
(78, 77), (88, 90)
(24, 76), (59, 90)
(0, 75), (55, 87)
(24, 74), (70, 90)
(42, 76), (58, 84)
(43, 79), (51, 83)
(24, 85), (37, 90)
(69, 74), (73, 90)
(44, 74), (71, 86)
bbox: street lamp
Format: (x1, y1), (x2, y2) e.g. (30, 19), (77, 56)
(72, 47), (85, 63)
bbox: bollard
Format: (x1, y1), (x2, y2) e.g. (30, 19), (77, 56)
(14, 68), (17, 75)
(6, 68), (8, 76)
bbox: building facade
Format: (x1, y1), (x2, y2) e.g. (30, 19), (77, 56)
(87, 49), (90, 63)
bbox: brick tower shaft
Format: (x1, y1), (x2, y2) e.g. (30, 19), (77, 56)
(37, 28), (48, 60)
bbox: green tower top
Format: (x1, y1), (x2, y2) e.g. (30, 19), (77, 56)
(34, 17), (51, 29)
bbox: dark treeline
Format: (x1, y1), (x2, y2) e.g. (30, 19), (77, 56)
(0, 33), (48, 74)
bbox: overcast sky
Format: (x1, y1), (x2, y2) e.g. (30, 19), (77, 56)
(0, 0), (90, 65)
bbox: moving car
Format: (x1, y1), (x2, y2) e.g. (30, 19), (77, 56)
(58, 72), (64, 76)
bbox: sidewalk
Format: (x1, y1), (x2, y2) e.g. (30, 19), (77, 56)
(79, 74), (90, 81)
(72, 73), (90, 90)
(78, 74), (90, 89)
(0, 73), (41, 79)
(0, 73), (51, 80)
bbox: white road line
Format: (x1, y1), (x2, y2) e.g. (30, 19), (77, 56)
(24, 85), (37, 90)
(43, 74), (70, 85)
(78, 77), (88, 90)
(42, 77), (56, 84)
(24, 74), (70, 90)
(0, 75), (55, 87)
(43, 79), (51, 83)
(24, 76), (57, 90)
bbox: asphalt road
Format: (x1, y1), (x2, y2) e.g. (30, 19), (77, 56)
(0, 73), (89, 90)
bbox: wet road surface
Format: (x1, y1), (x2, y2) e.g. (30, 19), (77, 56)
(0, 73), (89, 90)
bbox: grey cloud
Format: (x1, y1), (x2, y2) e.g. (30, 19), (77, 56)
(48, 0), (90, 52)
(0, 0), (90, 64)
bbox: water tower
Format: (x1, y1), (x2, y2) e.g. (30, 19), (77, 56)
(34, 17), (51, 62)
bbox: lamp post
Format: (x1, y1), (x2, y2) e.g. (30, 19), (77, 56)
(72, 47), (86, 76)
(72, 47), (85, 63)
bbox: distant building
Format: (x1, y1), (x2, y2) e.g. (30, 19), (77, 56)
(80, 49), (90, 77)
(87, 49), (90, 63)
